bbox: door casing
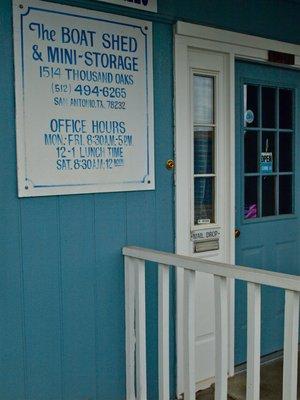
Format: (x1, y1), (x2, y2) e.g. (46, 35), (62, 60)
(174, 22), (300, 396)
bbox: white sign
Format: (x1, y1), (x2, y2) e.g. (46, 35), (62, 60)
(13, 0), (154, 197)
(98, 0), (157, 13)
(191, 228), (221, 242)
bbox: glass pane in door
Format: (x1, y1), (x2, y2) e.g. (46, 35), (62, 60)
(193, 75), (214, 124)
(194, 127), (214, 174)
(194, 177), (215, 224)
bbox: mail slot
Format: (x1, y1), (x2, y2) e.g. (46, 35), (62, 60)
(194, 239), (219, 253)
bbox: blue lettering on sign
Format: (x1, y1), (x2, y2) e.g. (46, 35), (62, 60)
(61, 27), (96, 47)
(83, 51), (138, 71)
(47, 46), (77, 65)
(29, 22), (56, 41)
(50, 118), (87, 133)
(102, 33), (138, 53)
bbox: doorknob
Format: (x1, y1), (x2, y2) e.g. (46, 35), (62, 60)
(166, 159), (175, 170)
(235, 228), (241, 238)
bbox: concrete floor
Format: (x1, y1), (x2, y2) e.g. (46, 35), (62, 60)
(196, 355), (300, 399)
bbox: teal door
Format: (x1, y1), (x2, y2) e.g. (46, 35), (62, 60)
(235, 60), (300, 364)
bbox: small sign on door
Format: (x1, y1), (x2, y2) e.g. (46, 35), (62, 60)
(260, 152), (273, 173)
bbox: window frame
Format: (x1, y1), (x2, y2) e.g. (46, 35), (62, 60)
(190, 69), (219, 231)
(242, 81), (296, 223)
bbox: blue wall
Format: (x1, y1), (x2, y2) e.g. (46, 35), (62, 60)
(160, 0), (300, 44)
(1, 0), (300, 399)
(0, 2), (174, 399)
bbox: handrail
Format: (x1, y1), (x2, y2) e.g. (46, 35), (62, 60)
(123, 246), (300, 400)
(123, 246), (300, 292)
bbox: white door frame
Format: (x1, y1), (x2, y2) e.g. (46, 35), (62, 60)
(175, 22), (300, 396)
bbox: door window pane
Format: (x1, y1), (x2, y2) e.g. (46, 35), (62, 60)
(194, 127), (214, 174)
(262, 87), (276, 128)
(244, 177), (258, 219)
(194, 177), (214, 224)
(262, 176), (276, 217)
(279, 175), (293, 214)
(193, 75), (214, 124)
(244, 85), (259, 127)
(279, 132), (293, 172)
(279, 89), (293, 129)
(244, 131), (258, 173)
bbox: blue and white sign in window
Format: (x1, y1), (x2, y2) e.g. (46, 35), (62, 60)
(13, 0), (154, 197)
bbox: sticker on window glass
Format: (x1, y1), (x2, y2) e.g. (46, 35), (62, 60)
(244, 204), (257, 219)
(244, 109), (254, 124)
(197, 218), (211, 224)
(260, 152), (273, 173)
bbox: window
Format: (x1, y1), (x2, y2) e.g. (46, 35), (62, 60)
(243, 84), (294, 220)
(193, 74), (216, 225)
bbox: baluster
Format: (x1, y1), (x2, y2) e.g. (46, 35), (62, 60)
(214, 275), (228, 400)
(158, 263), (170, 400)
(135, 258), (147, 400)
(125, 256), (136, 400)
(183, 268), (196, 400)
(283, 290), (299, 400)
(246, 282), (261, 400)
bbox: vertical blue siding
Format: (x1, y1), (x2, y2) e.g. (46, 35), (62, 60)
(95, 193), (127, 400)
(59, 195), (97, 399)
(0, 2), (27, 399)
(0, 1), (175, 398)
(21, 198), (62, 400)
(1, 0), (300, 398)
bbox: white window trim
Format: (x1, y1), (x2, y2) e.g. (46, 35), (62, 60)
(191, 71), (218, 230)
(174, 22), (300, 397)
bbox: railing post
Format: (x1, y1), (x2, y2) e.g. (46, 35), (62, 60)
(283, 290), (299, 400)
(214, 275), (228, 400)
(135, 258), (147, 400)
(125, 256), (136, 400)
(183, 269), (196, 400)
(123, 245), (300, 400)
(158, 263), (170, 400)
(246, 282), (261, 400)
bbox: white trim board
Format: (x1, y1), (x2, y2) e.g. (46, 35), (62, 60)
(176, 22), (300, 67)
(174, 22), (300, 398)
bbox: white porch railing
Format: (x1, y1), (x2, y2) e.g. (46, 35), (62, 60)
(123, 246), (300, 400)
